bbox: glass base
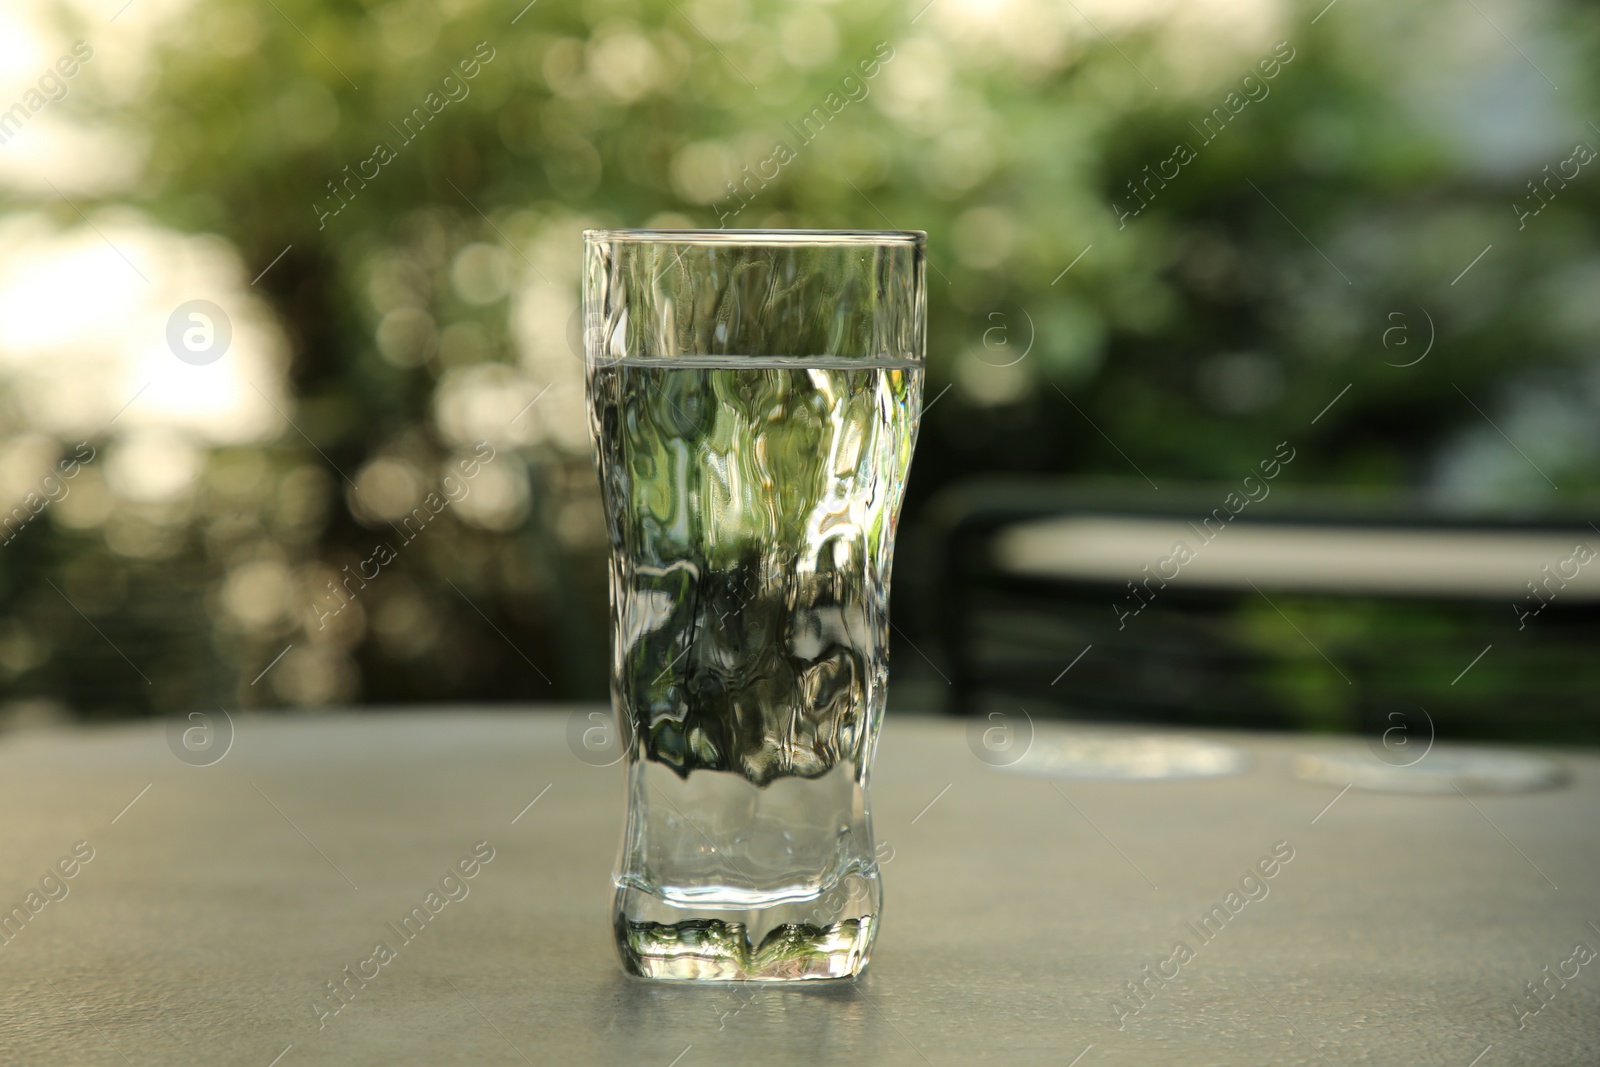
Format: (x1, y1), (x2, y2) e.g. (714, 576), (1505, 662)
(613, 876), (880, 981)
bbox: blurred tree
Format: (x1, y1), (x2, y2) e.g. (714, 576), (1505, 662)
(0, 0), (1595, 719)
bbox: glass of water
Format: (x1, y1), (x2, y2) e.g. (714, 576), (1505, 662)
(583, 230), (925, 980)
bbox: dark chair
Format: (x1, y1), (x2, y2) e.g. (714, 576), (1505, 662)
(914, 478), (1600, 745)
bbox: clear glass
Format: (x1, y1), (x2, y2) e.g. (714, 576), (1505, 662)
(583, 229), (925, 980)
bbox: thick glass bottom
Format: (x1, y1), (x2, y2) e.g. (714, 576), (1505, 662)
(614, 874), (880, 981)
(612, 756), (882, 980)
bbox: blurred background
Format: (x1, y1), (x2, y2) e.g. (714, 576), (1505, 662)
(0, 0), (1596, 739)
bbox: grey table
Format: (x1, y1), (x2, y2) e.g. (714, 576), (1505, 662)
(1, 709), (1596, 1066)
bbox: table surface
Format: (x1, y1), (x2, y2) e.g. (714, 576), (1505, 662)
(1, 709), (1596, 1066)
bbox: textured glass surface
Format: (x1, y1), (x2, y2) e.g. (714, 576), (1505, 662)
(585, 231), (924, 980)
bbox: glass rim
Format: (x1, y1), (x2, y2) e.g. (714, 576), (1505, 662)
(583, 228), (925, 247)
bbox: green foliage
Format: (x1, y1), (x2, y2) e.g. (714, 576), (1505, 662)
(0, 0), (1596, 715)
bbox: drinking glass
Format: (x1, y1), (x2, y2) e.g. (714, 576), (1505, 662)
(583, 229), (925, 980)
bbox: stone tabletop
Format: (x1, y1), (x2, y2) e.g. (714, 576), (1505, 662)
(1, 709), (1595, 1066)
